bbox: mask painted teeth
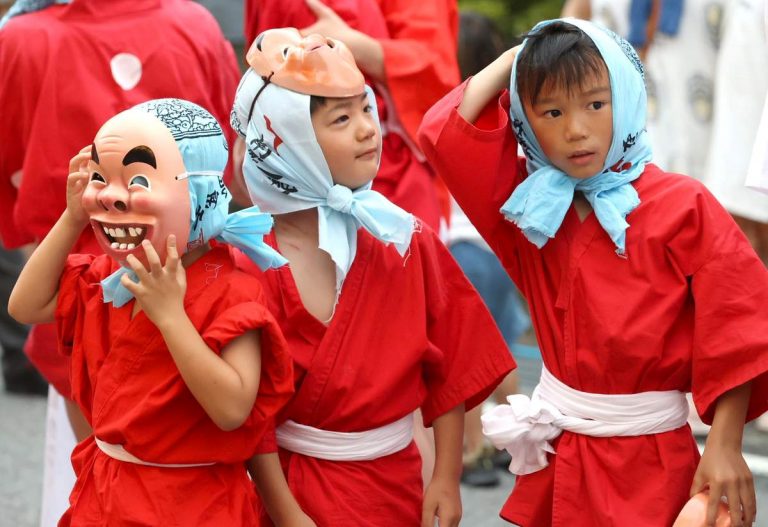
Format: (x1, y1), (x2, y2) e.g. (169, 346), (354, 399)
(99, 222), (147, 250)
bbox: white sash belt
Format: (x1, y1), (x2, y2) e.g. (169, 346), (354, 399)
(481, 366), (689, 476)
(276, 414), (414, 461)
(95, 438), (215, 468)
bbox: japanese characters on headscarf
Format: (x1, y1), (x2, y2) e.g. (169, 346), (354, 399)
(501, 18), (653, 256)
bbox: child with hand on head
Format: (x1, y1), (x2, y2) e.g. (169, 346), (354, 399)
(419, 18), (768, 527)
(9, 99), (294, 526)
(230, 28), (515, 527)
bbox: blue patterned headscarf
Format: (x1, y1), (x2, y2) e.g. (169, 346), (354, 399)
(101, 99), (286, 307)
(0, 0), (69, 29)
(500, 18), (652, 255)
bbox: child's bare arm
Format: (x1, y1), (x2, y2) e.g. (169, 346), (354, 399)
(8, 147), (91, 324)
(121, 237), (262, 431)
(457, 46), (519, 124)
(422, 403), (464, 527)
(560, 0), (591, 19)
(249, 452), (317, 526)
(691, 382), (756, 527)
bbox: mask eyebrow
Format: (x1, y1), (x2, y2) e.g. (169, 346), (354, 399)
(91, 143), (100, 164)
(122, 145), (157, 168)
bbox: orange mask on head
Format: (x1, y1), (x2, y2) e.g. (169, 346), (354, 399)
(246, 27), (364, 97)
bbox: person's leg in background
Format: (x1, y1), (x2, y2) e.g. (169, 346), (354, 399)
(0, 246), (46, 395)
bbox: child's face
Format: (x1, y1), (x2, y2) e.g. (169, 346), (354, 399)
(522, 66), (613, 179)
(311, 92), (380, 189)
(81, 112), (190, 267)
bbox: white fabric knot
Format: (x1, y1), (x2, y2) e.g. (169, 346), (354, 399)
(326, 184), (355, 214)
(482, 366), (689, 476)
(482, 394), (561, 475)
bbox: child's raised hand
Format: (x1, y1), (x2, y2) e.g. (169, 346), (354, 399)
(68, 145), (92, 175)
(121, 235), (187, 329)
(690, 444), (756, 526)
(300, 0), (353, 43)
(65, 145), (94, 226)
(421, 476), (461, 527)
(458, 45), (522, 124)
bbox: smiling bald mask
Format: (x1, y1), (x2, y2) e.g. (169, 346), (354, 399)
(82, 110), (191, 267)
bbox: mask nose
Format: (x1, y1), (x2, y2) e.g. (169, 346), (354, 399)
(98, 184), (129, 212)
(301, 33), (329, 52)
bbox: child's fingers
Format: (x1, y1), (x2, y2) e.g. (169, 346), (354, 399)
(119, 273), (140, 295)
(69, 146), (93, 173)
(742, 476), (757, 524)
(706, 484), (723, 527)
(305, 0), (332, 18)
(68, 170), (89, 184)
(690, 476), (705, 497)
(165, 235), (180, 272)
(421, 502), (436, 527)
(67, 171), (90, 195)
(124, 254), (149, 281)
(725, 484), (744, 527)
(141, 240), (162, 273)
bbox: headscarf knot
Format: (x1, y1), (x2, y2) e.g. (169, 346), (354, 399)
(326, 184), (354, 214)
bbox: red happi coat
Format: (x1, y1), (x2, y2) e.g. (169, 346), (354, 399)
(244, 0), (460, 229)
(0, 0), (242, 395)
(237, 226), (515, 526)
(56, 245), (294, 526)
(418, 82), (768, 526)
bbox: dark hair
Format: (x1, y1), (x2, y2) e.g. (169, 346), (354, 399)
(516, 22), (607, 106)
(458, 11), (507, 80)
(310, 95), (327, 114)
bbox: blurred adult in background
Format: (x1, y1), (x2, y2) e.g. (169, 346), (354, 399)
(562, 0), (630, 35)
(244, 0), (461, 232)
(0, 1), (242, 523)
(0, 0), (46, 398)
(703, 0), (768, 265)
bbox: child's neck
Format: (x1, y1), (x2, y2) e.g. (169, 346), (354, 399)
(573, 193), (593, 222)
(273, 207), (337, 324)
(181, 242), (211, 267)
(274, 208), (319, 240)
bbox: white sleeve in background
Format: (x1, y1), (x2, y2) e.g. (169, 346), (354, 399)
(746, 0), (768, 194)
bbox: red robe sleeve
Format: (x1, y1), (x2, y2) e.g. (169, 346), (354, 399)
(55, 253), (106, 406)
(419, 80), (528, 281)
(417, 227), (515, 425)
(376, 0), (460, 142)
(666, 183), (768, 424)
(200, 278), (294, 426)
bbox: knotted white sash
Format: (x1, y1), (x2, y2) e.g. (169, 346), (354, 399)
(276, 414), (414, 461)
(482, 367), (689, 475)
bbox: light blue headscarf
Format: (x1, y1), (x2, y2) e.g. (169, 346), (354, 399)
(101, 99), (287, 307)
(0, 0), (69, 29)
(231, 69), (415, 294)
(501, 18), (652, 255)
